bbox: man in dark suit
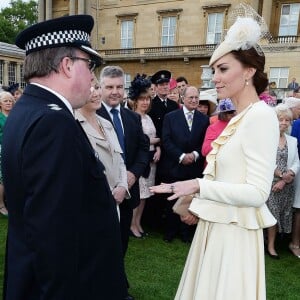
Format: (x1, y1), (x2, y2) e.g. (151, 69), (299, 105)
(97, 66), (149, 297)
(145, 70), (179, 229)
(1, 15), (128, 299)
(160, 86), (209, 242)
(288, 77), (299, 92)
(148, 70), (179, 138)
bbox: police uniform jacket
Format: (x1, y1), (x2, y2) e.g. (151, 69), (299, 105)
(2, 84), (127, 300)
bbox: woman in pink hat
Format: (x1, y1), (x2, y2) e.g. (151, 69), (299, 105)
(167, 78), (181, 107)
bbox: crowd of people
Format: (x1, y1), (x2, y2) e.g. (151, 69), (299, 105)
(1, 5), (300, 300)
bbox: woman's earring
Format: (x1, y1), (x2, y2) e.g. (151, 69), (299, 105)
(245, 79), (249, 86)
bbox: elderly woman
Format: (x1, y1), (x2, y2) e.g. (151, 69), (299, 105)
(129, 74), (161, 237)
(167, 78), (181, 107)
(150, 13), (279, 299)
(75, 77), (129, 217)
(282, 97), (300, 121)
(0, 91), (14, 216)
(266, 104), (299, 259)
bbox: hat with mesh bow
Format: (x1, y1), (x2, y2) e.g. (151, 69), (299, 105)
(15, 14), (101, 67)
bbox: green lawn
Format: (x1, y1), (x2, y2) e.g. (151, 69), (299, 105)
(0, 216), (299, 299)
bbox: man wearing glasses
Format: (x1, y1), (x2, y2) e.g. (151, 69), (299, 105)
(2, 15), (127, 299)
(160, 86), (209, 243)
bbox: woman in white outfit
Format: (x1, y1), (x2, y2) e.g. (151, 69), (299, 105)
(150, 9), (279, 300)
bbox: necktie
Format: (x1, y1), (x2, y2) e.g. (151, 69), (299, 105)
(164, 100), (167, 107)
(110, 108), (126, 161)
(187, 111), (193, 130)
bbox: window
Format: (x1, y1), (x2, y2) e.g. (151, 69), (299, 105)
(161, 16), (176, 46)
(206, 12), (224, 44)
(121, 20), (134, 48)
(8, 62), (16, 86)
(124, 73), (131, 92)
(269, 67), (289, 88)
(279, 3), (300, 36)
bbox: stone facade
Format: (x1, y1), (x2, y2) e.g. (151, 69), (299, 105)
(4, 0), (300, 90)
(0, 42), (25, 89)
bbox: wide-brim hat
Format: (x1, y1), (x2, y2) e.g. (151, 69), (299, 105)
(15, 15), (102, 67)
(151, 70), (171, 84)
(199, 89), (218, 112)
(7, 83), (20, 94)
(282, 97), (300, 109)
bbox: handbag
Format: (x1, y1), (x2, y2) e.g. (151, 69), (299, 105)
(172, 194), (194, 217)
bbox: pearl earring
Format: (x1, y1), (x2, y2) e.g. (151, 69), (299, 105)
(245, 79), (249, 86)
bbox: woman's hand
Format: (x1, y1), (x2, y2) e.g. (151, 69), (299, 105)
(180, 213), (199, 225)
(282, 170), (295, 184)
(272, 180), (286, 192)
(149, 179), (200, 200)
(153, 147), (161, 163)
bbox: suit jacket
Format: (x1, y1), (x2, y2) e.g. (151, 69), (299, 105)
(284, 133), (300, 174)
(160, 108), (209, 181)
(2, 84), (127, 300)
(97, 105), (149, 208)
(287, 81), (299, 91)
(148, 95), (179, 138)
(75, 110), (128, 193)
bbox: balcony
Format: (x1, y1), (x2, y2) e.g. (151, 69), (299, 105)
(99, 36), (300, 63)
(99, 44), (217, 62)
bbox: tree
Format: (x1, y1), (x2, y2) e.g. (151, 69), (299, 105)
(0, 0), (38, 44)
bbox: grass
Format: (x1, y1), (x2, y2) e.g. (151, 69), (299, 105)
(0, 215), (299, 299)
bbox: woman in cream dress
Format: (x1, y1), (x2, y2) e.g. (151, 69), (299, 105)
(150, 15), (278, 300)
(76, 78), (129, 217)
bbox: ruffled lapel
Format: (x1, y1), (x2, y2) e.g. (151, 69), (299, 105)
(204, 103), (255, 180)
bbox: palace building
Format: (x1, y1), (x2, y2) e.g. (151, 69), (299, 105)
(2, 0), (300, 94)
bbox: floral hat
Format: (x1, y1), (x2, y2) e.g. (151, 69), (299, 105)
(216, 98), (236, 113)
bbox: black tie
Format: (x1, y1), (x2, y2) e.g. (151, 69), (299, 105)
(110, 108), (126, 161)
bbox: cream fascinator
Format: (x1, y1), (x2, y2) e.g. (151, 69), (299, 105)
(209, 3), (272, 66)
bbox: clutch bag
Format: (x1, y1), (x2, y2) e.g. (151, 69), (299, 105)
(172, 194), (194, 217)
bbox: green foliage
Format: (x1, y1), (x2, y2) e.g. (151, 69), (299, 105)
(0, 0), (38, 44)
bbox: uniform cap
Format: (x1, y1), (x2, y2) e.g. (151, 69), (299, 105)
(15, 15), (102, 67)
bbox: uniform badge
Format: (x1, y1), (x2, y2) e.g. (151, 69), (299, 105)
(48, 104), (62, 110)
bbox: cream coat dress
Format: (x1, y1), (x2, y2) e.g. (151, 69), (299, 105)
(76, 111), (129, 217)
(175, 101), (279, 300)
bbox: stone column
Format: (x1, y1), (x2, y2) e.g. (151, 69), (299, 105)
(3, 61), (9, 86)
(69, 0), (76, 15)
(200, 65), (213, 88)
(16, 63), (22, 85)
(78, 0), (85, 14)
(38, 0), (45, 22)
(45, 0), (52, 20)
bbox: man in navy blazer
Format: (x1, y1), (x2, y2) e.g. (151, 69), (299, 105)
(2, 15), (127, 299)
(97, 66), (149, 297)
(160, 86), (209, 242)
